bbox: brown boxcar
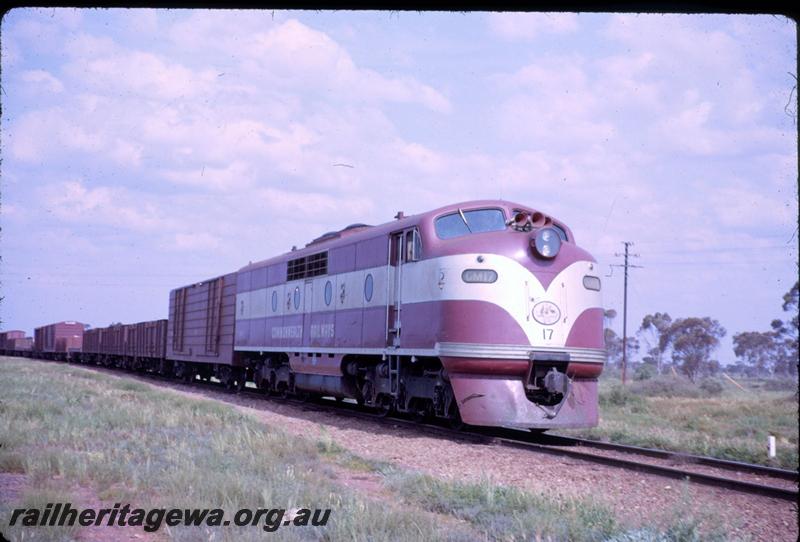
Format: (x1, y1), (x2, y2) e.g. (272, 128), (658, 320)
(0, 330), (26, 352)
(10, 337), (33, 351)
(167, 272), (237, 366)
(34, 321), (85, 354)
(83, 327), (102, 355)
(81, 320), (166, 362)
(128, 320), (167, 360)
(103, 324), (126, 357)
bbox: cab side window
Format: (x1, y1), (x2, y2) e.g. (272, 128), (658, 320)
(405, 229), (422, 262)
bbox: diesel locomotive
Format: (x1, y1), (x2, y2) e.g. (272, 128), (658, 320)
(3, 200), (605, 430)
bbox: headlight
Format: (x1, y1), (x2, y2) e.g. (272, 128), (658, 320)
(583, 275), (601, 291)
(532, 227), (562, 259)
(461, 269), (498, 283)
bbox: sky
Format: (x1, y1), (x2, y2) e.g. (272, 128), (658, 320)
(0, 9), (797, 363)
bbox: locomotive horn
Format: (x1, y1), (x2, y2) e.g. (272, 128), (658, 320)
(530, 212), (546, 227)
(506, 211), (528, 226)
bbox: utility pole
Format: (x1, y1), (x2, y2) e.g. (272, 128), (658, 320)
(612, 242), (641, 385)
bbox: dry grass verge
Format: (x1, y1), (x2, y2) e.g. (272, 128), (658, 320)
(563, 375), (798, 469)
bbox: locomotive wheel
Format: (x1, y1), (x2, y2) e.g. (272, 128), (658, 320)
(376, 395), (394, 418)
(447, 403), (465, 431)
(224, 375), (236, 392)
(412, 402), (432, 423)
(224, 372), (244, 393)
(276, 383), (290, 400)
(361, 381), (376, 407)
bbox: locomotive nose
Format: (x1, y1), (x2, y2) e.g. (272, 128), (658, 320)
(530, 227), (562, 259)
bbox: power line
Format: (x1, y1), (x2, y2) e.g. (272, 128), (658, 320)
(611, 241), (643, 386)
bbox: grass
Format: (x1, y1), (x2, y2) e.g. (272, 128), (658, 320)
(0, 357), (737, 541)
(0, 358), (458, 541)
(385, 473), (732, 542)
(563, 374), (799, 469)
(386, 472), (618, 542)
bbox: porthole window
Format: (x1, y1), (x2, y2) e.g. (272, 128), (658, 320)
(324, 281), (332, 306)
(271, 291), (278, 312)
(364, 273), (374, 302)
(293, 287), (301, 309)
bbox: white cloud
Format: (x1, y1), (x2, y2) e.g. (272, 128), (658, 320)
(39, 181), (178, 233)
(170, 232), (222, 252)
(128, 8), (158, 34)
(64, 33), (118, 58)
(160, 161), (256, 192)
(20, 69), (64, 92)
(109, 139), (143, 167)
(8, 107), (142, 166)
(252, 186), (374, 220)
(488, 12), (579, 40)
(710, 182), (796, 230)
(8, 108), (101, 160)
(657, 101), (717, 154)
(170, 17), (451, 113)
(493, 56), (617, 147)
(392, 141), (447, 176)
(66, 50), (217, 101)
(602, 14), (782, 136)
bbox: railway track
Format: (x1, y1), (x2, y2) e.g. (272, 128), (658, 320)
(277, 394), (800, 502)
(22, 357), (800, 502)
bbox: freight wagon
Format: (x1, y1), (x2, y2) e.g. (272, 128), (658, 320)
(33, 321), (85, 361)
(0, 331), (32, 356)
(82, 320), (167, 371)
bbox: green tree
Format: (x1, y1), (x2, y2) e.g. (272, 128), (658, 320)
(604, 328), (621, 367)
(637, 312), (673, 374)
(733, 331), (777, 376)
(604, 328), (639, 369)
(663, 317), (726, 382)
(771, 281), (799, 377)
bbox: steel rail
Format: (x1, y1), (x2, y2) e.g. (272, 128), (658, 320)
(490, 435), (799, 501)
(282, 394), (798, 501)
(538, 433), (799, 482)
(292, 397), (799, 502)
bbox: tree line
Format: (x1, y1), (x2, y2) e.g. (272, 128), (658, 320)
(604, 281), (798, 381)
